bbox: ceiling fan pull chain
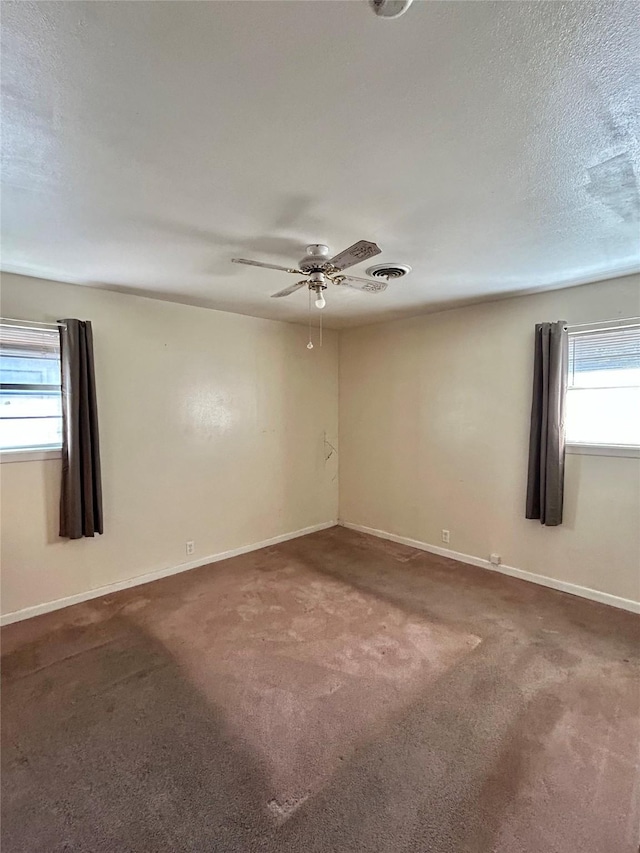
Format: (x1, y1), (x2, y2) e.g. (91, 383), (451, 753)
(307, 288), (314, 349)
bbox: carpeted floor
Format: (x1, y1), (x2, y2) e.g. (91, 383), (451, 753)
(2, 526), (639, 853)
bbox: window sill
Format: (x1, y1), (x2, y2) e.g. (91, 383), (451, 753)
(566, 443), (640, 459)
(0, 448), (62, 464)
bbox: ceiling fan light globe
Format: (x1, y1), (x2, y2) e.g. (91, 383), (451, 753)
(369, 0), (414, 18)
(315, 293), (326, 310)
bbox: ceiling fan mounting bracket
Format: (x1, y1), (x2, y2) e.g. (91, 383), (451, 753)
(305, 244), (330, 257)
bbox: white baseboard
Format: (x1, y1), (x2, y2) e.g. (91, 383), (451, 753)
(340, 521), (640, 615)
(4, 519), (638, 625)
(0, 521), (337, 627)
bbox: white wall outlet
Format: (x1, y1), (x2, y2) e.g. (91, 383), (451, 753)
(441, 529), (450, 544)
(186, 541), (195, 556)
(490, 553), (502, 565)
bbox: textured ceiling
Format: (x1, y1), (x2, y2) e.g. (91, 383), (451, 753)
(1, 1), (638, 328)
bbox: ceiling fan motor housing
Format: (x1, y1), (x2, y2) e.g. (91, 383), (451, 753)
(299, 244), (330, 272)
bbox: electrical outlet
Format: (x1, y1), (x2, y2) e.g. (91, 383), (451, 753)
(490, 553), (502, 565)
(441, 529), (450, 544)
(186, 540), (195, 556)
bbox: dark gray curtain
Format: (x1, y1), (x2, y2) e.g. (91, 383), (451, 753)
(59, 319), (103, 539)
(525, 321), (568, 526)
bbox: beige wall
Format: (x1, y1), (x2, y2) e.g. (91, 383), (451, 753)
(0, 274), (339, 616)
(2, 272), (639, 618)
(340, 275), (640, 604)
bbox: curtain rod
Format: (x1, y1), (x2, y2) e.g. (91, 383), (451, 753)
(0, 317), (66, 329)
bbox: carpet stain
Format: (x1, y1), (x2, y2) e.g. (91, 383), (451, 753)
(267, 793), (310, 822)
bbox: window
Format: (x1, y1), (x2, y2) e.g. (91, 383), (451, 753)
(566, 321), (640, 448)
(0, 323), (63, 454)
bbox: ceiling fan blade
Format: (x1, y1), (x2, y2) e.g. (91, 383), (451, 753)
(271, 281), (308, 298)
(232, 258), (301, 274)
(339, 275), (388, 293)
(328, 240), (381, 271)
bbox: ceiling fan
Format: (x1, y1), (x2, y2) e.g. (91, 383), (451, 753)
(232, 241), (387, 309)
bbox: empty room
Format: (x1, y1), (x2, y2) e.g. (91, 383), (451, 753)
(1, 2), (639, 851)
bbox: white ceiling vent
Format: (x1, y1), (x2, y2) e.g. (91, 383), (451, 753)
(366, 263), (412, 280)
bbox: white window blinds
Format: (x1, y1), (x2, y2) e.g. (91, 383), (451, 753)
(568, 325), (640, 388)
(0, 323), (63, 452)
(566, 322), (640, 446)
(0, 324), (61, 357)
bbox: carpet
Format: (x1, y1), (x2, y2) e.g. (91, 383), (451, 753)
(2, 525), (639, 852)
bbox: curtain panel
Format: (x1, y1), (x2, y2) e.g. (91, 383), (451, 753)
(59, 319), (103, 539)
(525, 321), (568, 527)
